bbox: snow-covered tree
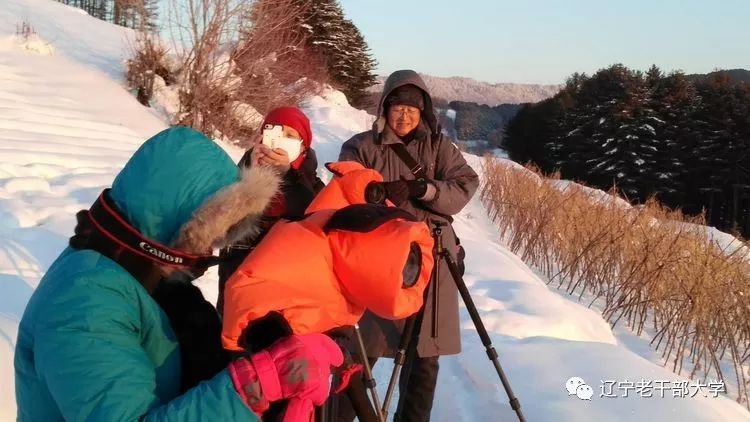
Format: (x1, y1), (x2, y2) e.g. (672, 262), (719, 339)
(295, 0), (377, 107)
(504, 64), (750, 236)
(646, 70), (697, 204)
(689, 74), (750, 230)
(555, 65), (641, 191)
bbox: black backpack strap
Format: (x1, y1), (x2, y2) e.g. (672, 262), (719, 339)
(389, 142), (428, 180)
(388, 124), (444, 178)
(387, 127), (457, 224)
(431, 125), (443, 177)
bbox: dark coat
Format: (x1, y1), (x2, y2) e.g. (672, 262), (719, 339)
(217, 148), (324, 314)
(339, 70), (479, 357)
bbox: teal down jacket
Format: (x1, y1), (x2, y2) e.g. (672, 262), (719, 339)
(14, 127), (258, 421)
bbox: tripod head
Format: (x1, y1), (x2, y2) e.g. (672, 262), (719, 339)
(430, 220), (447, 230)
(429, 220), (448, 256)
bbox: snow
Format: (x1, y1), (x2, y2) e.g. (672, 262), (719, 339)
(641, 123), (656, 134)
(0, 32), (54, 55)
(493, 148), (509, 159)
(301, 88), (374, 179)
(648, 116), (667, 124)
(0, 3), (165, 418)
(0, 0), (136, 79)
(0, 0), (749, 420)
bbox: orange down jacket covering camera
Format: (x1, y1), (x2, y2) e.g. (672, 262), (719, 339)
(221, 161), (435, 351)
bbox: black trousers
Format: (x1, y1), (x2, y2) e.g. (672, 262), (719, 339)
(335, 356), (440, 422)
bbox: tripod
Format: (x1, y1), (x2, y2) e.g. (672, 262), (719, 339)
(383, 221), (525, 422)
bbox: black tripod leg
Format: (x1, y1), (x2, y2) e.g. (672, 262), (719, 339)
(315, 400), (328, 422)
(443, 252), (525, 422)
(430, 223), (442, 339)
(382, 313), (418, 418)
(391, 222), (441, 419)
(344, 375), (380, 422)
(393, 333), (419, 421)
(353, 324), (384, 421)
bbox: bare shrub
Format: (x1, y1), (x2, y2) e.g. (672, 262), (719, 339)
(16, 19), (35, 41)
(126, 34), (174, 106)
(233, 0), (328, 115)
(482, 157), (750, 407)
(166, 0), (326, 145)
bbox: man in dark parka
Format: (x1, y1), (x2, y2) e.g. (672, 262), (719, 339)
(337, 69), (479, 421)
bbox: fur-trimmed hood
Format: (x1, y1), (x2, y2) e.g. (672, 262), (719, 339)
(110, 127), (281, 256)
(173, 164), (281, 254)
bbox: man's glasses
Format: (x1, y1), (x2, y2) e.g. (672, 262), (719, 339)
(389, 106), (420, 117)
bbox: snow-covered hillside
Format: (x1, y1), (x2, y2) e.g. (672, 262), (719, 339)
(1, 1), (749, 421)
(373, 73), (561, 105)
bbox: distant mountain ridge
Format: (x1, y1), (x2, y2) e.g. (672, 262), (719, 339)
(685, 68), (750, 84)
(371, 73), (562, 106)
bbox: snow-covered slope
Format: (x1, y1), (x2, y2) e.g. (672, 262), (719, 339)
(1, 0), (137, 79)
(0, 2), (166, 417)
(1, 1), (749, 420)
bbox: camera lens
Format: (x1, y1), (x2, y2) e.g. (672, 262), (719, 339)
(402, 242), (422, 288)
(365, 182), (386, 204)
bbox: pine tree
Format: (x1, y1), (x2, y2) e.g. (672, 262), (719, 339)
(691, 74), (750, 231)
(692, 75), (734, 225)
(552, 65), (668, 201)
(730, 84), (750, 234)
(140, 0), (159, 31)
(503, 94), (568, 172)
(617, 69), (664, 202)
(504, 64), (750, 236)
(340, 20), (378, 106)
(556, 65), (634, 188)
(296, 0), (377, 107)
(648, 70), (698, 206)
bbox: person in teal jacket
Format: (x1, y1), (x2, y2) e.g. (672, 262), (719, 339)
(14, 127), (343, 421)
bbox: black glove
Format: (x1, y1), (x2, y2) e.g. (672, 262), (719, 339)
(365, 179), (428, 207)
(404, 178), (428, 199)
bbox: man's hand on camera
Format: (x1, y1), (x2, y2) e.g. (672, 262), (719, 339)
(366, 179), (429, 207)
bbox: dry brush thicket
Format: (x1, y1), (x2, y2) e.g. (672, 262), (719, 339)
(482, 157), (750, 406)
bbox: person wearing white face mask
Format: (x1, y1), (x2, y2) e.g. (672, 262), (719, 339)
(217, 106), (324, 315)
(251, 124), (306, 170)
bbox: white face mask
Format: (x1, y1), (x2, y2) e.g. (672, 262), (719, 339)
(274, 136), (304, 162)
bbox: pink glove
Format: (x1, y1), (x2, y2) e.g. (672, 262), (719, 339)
(228, 333), (344, 419)
(280, 361), (364, 421)
(282, 398), (314, 422)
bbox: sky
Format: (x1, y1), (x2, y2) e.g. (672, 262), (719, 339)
(338, 0), (750, 85)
